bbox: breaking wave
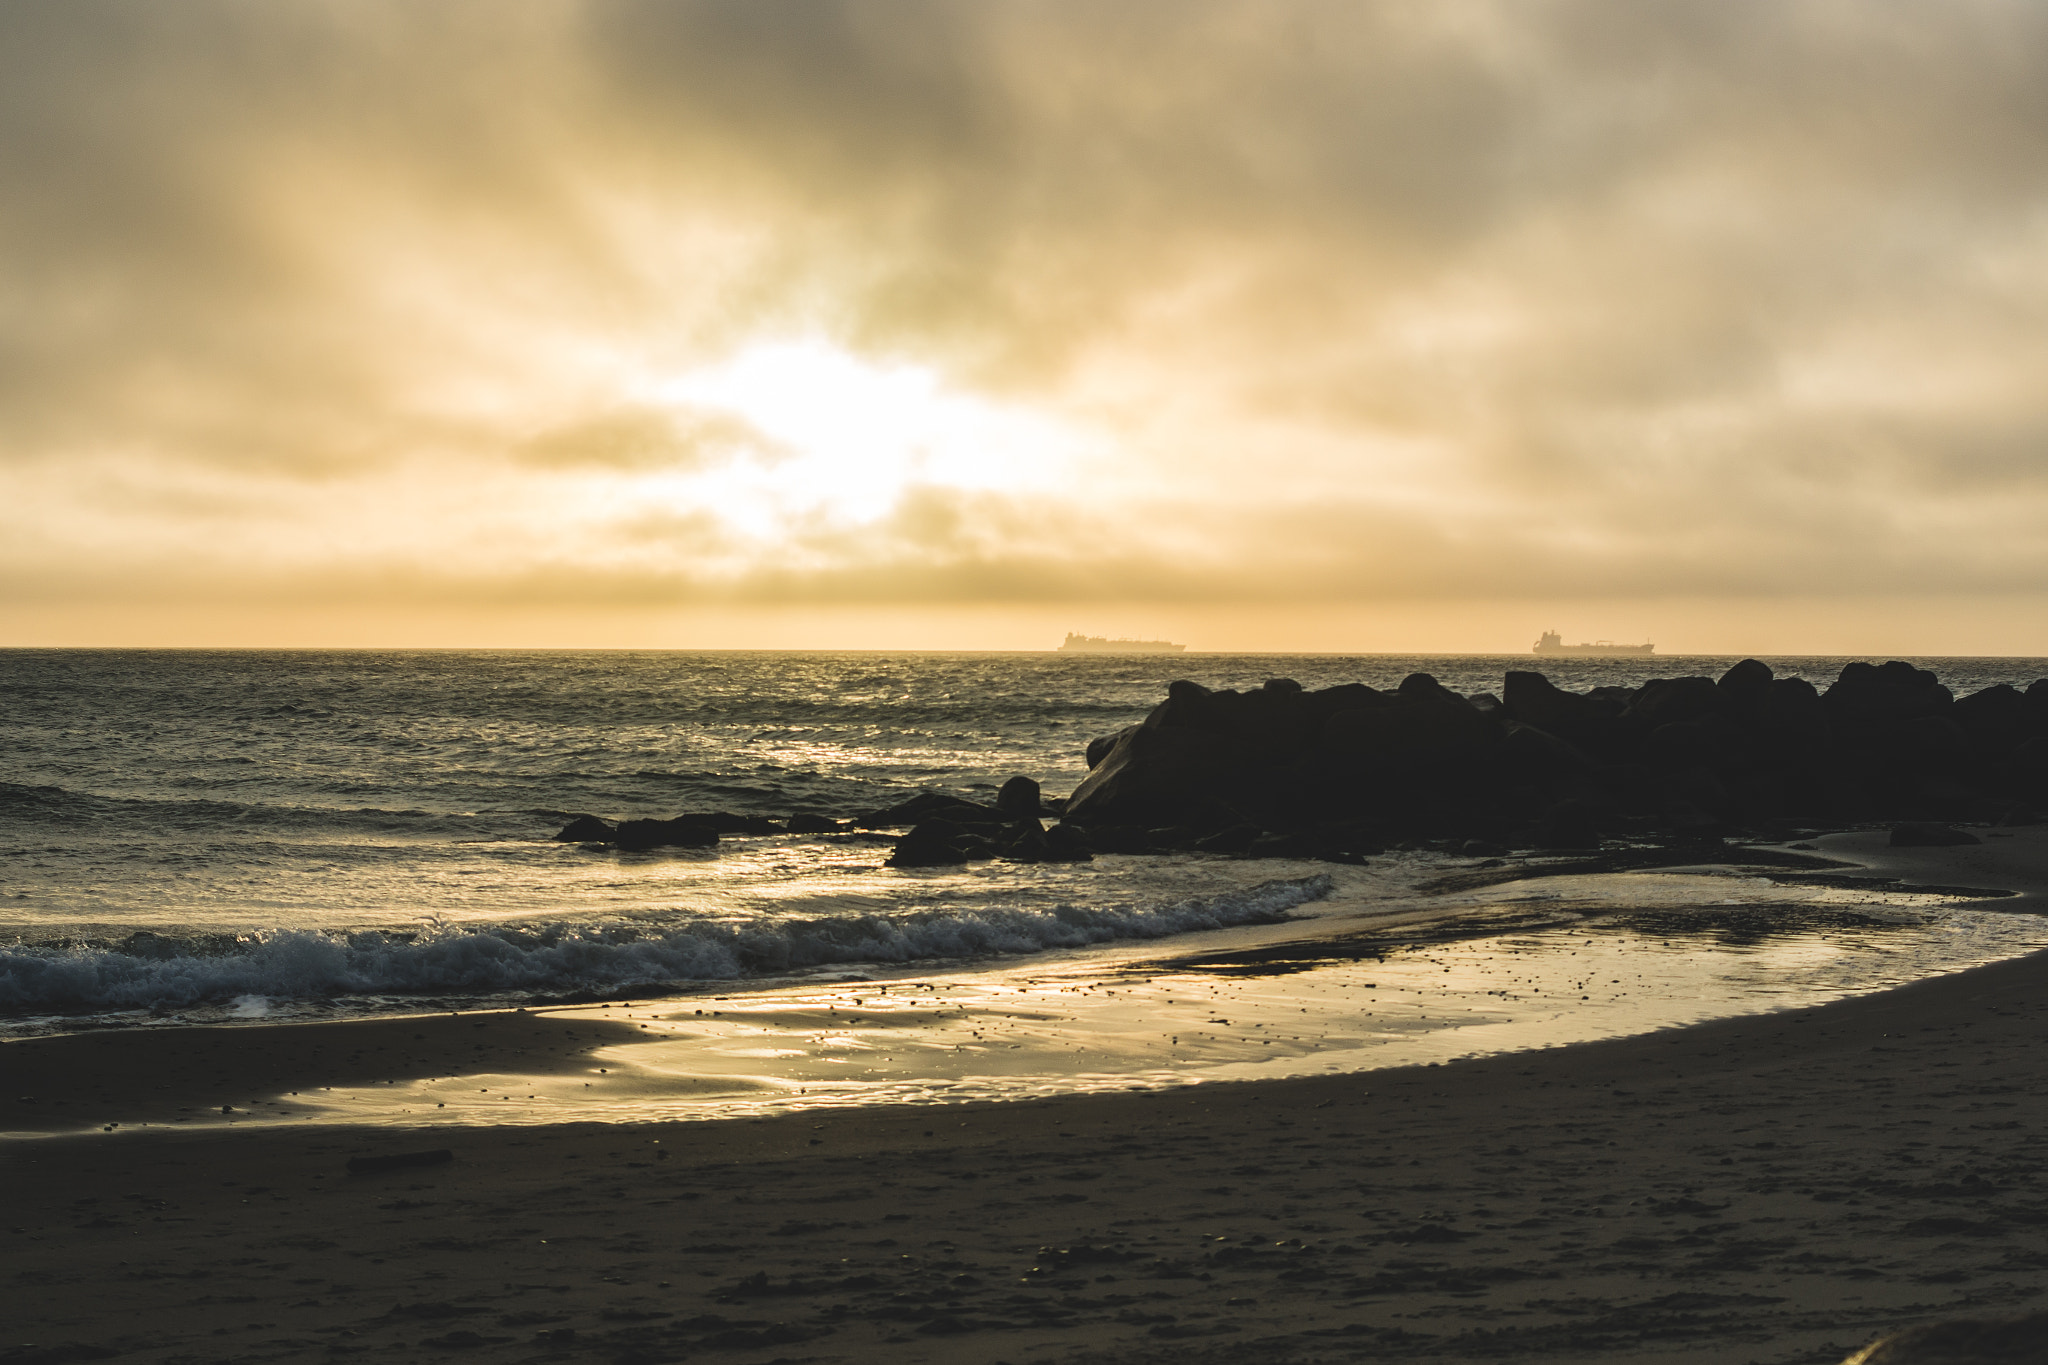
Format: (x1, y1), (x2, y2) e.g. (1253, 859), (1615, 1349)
(0, 875), (1333, 1016)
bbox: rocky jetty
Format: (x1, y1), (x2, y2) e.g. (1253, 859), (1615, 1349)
(1062, 660), (2048, 856)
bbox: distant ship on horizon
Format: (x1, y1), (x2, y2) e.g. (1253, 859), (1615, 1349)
(1532, 630), (1654, 657)
(1058, 632), (1186, 654)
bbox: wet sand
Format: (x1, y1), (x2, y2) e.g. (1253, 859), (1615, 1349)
(6, 833), (2048, 1362)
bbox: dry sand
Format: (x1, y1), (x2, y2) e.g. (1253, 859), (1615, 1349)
(6, 836), (2048, 1364)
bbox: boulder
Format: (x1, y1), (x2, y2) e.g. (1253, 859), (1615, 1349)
(1503, 671), (1613, 743)
(996, 776), (1043, 819)
(1318, 696), (1499, 779)
(674, 811), (783, 835)
(1716, 657), (1774, 709)
(1622, 676), (1722, 731)
(1952, 684), (2032, 755)
(1825, 661), (1952, 729)
(1041, 823), (1094, 862)
(553, 814), (616, 842)
(785, 813), (844, 834)
(885, 819), (972, 867)
(1888, 822), (1981, 847)
(861, 792), (1005, 828)
(1085, 725), (1139, 769)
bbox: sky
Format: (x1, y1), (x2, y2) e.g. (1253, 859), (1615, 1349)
(5, 0), (2048, 653)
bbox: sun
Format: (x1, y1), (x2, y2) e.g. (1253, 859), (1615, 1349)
(630, 339), (1084, 540)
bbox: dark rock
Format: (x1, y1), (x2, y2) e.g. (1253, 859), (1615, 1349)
(553, 814), (616, 842)
(670, 811), (782, 835)
(1076, 824), (1151, 854)
(1825, 661), (1952, 728)
(785, 813), (844, 834)
(1318, 696), (1499, 779)
(1086, 726), (1140, 770)
(1395, 672), (1468, 707)
(1716, 658), (1774, 708)
(996, 776), (1043, 819)
(1195, 824), (1262, 855)
(998, 819), (1048, 862)
(1877, 715), (1970, 771)
(1888, 822), (1981, 847)
(1528, 798), (1604, 850)
(1503, 671), (1613, 742)
(1623, 676), (1722, 730)
(1042, 823), (1093, 862)
(861, 792), (1005, 827)
(885, 819), (972, 867)
(1838, 1309), (2048, 1364)
(614, 818), (719, 852)
(1953, 684), (2033, 755)
(1246, 832), (1319, 859)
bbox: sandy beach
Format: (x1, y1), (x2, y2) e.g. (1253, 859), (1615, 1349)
(7, 835), (2048, 1364)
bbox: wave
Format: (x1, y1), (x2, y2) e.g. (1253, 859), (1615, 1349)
(0, 875), (1333, 1016)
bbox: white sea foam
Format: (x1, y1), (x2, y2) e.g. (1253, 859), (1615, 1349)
(0, 875), (1333, 1015)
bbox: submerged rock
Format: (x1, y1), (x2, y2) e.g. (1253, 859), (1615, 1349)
(553, 814), (616, 842)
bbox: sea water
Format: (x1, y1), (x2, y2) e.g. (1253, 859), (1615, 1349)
(3, 649), (2045, 1035)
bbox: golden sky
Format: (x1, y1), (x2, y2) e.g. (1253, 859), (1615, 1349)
(5, 0), (2048, 652)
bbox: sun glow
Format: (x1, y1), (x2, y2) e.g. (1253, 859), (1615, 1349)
(633, 340), (1087, 543)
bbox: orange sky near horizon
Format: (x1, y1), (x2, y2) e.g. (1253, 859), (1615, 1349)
(6, 1), (2048, 655)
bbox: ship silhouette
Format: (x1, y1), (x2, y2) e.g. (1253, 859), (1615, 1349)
(1532, 630), (1654, 657)
(1058, 632), (1186, 654)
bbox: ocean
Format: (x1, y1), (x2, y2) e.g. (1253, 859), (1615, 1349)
(5, 649), (2046, 1038)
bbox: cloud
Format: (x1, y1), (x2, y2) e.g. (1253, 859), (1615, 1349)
(6, 0), (2048, 636)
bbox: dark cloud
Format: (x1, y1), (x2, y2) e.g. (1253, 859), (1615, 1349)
(5, 0), (2048, 633)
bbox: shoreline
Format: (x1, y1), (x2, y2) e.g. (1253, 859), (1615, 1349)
(7, 831), (2046, 1138)
(6, 928), (2048, 1363)
(5, 835), (2048, 1361)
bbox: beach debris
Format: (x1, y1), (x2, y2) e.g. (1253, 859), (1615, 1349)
(346, 1148), (454, 1175)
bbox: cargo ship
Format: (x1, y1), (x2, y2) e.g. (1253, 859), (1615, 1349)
(1058, 633), (1186, 654)
(1532, 630), (1654, 657)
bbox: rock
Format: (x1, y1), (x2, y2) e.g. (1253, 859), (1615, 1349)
(613, 818), (719, 852)
(861, 792), (1005, 827)
(1952, 684), (2033, 755)
(1194, 824), (1262, 855)
(1042, 823), (1093, 862)
(998, 820), (1048, 862)
(1527, 798), (1605, 850)
(1622, 676), (1722, 730)
(1825, 661), (1952, 729)
(996, 776), (1043, 819)
(1318, 696), (1499, 779)
(1716, 657), (1774, 708)
(675, 811), (784, 835)
(1502, 671), (1615, 744)
(1075, 824), (1151, 854)
(1086, 726), (1139, 770)
(553, 814), (616, 842)
(1888, 821), (1981, 847)
(885, 819), (972, 867)
(1245, 832), (1319, 859)
(1878, 715), (1971, 770)
(785, 813), (843, 834)
(1839, 1310), (2048, 1363)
